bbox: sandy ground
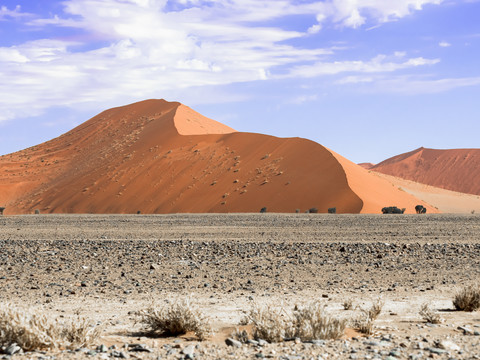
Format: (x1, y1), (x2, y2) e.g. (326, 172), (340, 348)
(0, 213), (479, 359)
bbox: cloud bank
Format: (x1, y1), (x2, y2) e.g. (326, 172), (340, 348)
(0, 0), (453, 121)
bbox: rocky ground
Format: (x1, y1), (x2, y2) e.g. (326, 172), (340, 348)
(0, 213), (479, 359)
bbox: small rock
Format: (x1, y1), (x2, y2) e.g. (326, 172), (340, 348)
(306, 340), (326, 346)
(458, 326), (474, 335)
(111, 351), (128, 358)
(426, 347), (447, 355)
(257, 339), (269, 347)
(129, 344), (152, 353)
(225, 338), (242, 348)
(4, 343), (22, 355)
(182, 345), (195, 358)
(97, 344), (108, 353)
(247, 339), (259, 346)
(437, 340), (460, 351)
(255, 353), (265, 358)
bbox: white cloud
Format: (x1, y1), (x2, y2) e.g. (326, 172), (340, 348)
(439, 41), (451, 47)
(0, 5), (31, 20)
(287, 55), (440, 78)
(310, 0), (444, 29)
(337, 74), (480, 94)
(0, 0), (451, 122)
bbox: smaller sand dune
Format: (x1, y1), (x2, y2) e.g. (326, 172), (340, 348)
(371, 147), (480, 196)
(373, 172), (480, 214)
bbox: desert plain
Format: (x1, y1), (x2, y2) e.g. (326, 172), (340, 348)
(0, 213), (479, 359)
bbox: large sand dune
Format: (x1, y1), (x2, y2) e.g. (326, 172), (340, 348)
(370, 147), (480, 196)
(0, 99), (435, 214)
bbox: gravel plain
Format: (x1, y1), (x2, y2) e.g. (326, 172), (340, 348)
(0, 213), (479, 359)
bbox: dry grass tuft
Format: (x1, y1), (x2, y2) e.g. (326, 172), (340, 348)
(292, 301), (346, 341)
(352, 315), (374, 335)
(419, 303), (442, 324)
(137, 298), (212, 340)
(0, 303), (101, 351)
(453, 285), (480, 312)
(352, 299), (384, 335)
(368, 299), (384, 320)
(245, 301), (346, 343)
(246, 303), (290, 342)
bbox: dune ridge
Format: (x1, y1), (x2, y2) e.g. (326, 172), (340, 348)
(370, 147), (480, 196)
(0, 99), (435, 214)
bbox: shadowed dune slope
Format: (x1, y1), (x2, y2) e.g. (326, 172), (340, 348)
(0, 99), (432, 214)
(370, 147), (480, 196)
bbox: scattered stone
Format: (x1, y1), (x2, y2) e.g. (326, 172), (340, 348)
(129, 344), (152, 353)
(111, 350), (128, 358)
(225, 338), (242, 348)
(458, 326), (474, 335)
(437, 340), (460, 351)
(4, 343), (22, 355)
(182, 345), (195, 359)
(426, 347), (447, 355)
(97, 344), (108, 353)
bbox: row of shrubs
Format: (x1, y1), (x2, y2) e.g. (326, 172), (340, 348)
(1, 285), (478, 350)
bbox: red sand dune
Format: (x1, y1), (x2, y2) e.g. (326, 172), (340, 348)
(370, 147), (480, 196)
(0, 99), (436, 214)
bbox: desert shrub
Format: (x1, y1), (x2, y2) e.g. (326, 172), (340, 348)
(245, 301), (345, 342)
(453, 285), (480, 312)
(366, 298), (384, 320)
(0, 303), (101, 351)
(419, 303), (442, 324)
(352, 299), (383, 335)
(352, 314), (374, 335)
(246, 303), (291, 342)
(292, 301), (346, 340)
(137, 298), (212, 340)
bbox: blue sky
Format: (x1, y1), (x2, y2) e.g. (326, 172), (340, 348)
(0, 0), (479, 163)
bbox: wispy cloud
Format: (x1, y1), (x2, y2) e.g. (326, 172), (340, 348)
(286, 55), (440, 78)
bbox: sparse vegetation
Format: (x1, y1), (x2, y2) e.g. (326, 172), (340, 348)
(292, 301), (346, 341)
(0, 303), (101, 351)
(352, 299), (384, 335)
(137, 298), (212, 340)
(453, 285), (480, 312)
(244, 301), (346, 343)
(419, 303), (442, 324)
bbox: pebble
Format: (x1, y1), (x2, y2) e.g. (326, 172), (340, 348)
(129, 344), (153, 352)
(182, 345), (196, 359)
(225, 338), (243, 348)
(4, 344), (22, 355)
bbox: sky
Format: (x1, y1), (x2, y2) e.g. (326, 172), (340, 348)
(0, 0), (479, 164)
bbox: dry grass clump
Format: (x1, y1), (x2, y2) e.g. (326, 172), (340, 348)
(0, 303), (101, 351)
(419, 303), (442, 324)
(352, 298), (384, 335)
(137, 298), (212, 340)
(453, 285), (480, 312)
(292, 301), (346, 341)
(246, 303), (290, 342)
(244, 301), (346, 343)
